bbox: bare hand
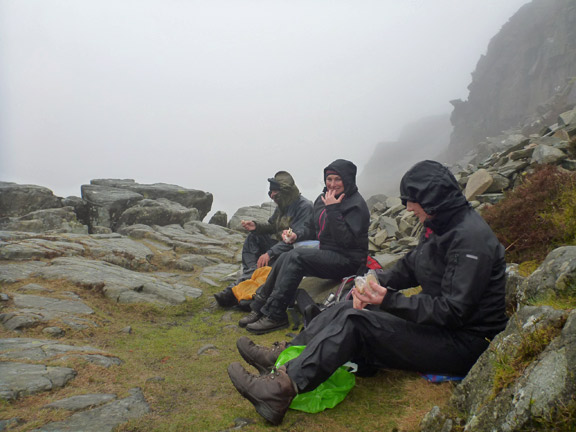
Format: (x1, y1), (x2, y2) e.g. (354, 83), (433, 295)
(282, 229), (297, 244)
(257, 253), (270, 268)
(352, 280), (387, 310)
(321, 189), (345, 206)
(241, 220), (256, 231)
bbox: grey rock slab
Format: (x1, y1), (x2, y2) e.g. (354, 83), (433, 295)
(201, 263), (242, 281)
(0, 261), (48, 283)
(184, 220), (245, 244)
(0, 238), (84, 261)
(43, 393), (117, 411)
(13, 294), (94, 315)
(154, 224), (226, 246)
(32, 387), (149, 432)
(18, 283), (53, 293)
(0, 361), (76, 401)
(32, 257), (186, 305)
(175, 254), (221, 269)
(0, 338), (120, 366)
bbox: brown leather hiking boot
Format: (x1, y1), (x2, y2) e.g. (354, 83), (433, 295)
(236, 336), (288, 375)
(238, 311), (262, 328)
(228, 362), (296, 425)
(246, 316), (289, 335)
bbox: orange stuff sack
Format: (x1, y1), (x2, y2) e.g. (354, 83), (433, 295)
(231, 266), (272, 301)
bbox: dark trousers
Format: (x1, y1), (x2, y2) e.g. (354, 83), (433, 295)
(239, 233), (279, 282)
(251, 248), (359, 322)
(285, 302), (489, 393)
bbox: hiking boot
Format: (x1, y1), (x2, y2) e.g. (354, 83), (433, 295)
(227, 362), (296, 425)
(246, 316), (289, 335)
(214, 286), (237, 308)
(236, 336), (288, 375)
(239, 311), (262, 328)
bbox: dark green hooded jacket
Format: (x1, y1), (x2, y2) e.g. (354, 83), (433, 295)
(254, 171), (315, 259)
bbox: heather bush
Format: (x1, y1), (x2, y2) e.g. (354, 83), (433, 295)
(482, 165), (576, 263)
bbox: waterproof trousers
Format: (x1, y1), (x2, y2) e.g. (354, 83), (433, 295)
(285, 302), (489, 393)
(239, 233), (279, 282)
(251, 248), (359, 322)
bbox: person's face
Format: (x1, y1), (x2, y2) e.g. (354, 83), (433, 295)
(269, 190), (280, 201)
(325, 174), (344, 196)
(406, 201), (431, 223)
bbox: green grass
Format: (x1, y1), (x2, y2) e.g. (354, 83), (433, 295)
(1, 278), (451, 432)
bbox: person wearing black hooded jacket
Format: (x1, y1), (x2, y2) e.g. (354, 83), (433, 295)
(238, 159), (370, 334)
(227, 160), (508, 426)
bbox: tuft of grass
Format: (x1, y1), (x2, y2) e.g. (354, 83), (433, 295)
(491, 316), (566, 396)
(529, 397), (576, 431)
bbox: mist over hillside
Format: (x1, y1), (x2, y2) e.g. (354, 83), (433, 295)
(357, 114), (451, 199)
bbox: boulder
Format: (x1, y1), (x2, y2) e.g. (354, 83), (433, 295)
(0, 207), (88, 234)
(531, 144), (567, 165)
(0, 182), (62, 218)
(518, 246), (576, 305)
(421, 306), (574, 432)
(81, 184), (144, 232)
(118, 198), (200, 228)
(229, 202), (276, 231)
(90, 179), (213, 220)
(208, 210), (228, 227)
(464, 169), (493, 200)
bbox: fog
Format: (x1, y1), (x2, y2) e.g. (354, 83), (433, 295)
(0, 0), (529, 218)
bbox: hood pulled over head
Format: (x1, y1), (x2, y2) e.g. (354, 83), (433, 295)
(323, 159), (358, 197)
(399, 160), (467, 215)
(268, 171), (300, 209)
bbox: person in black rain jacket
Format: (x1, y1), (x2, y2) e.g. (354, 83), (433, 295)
(238, 159), (370, 334)
(227, 160), (508, 426)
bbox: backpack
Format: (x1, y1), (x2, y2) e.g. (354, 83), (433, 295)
(294, 256), (383, 327)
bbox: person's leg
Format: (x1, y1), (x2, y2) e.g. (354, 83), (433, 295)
(260, 249), (358, 322)
(286, 307), (488, 393)
(240, 233), (277, 281)
(215, 233), (277, 308)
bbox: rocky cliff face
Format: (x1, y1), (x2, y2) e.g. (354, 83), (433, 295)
(448, 0), (576, 161)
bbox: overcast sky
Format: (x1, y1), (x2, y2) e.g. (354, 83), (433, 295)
(0, 0), (529, 218)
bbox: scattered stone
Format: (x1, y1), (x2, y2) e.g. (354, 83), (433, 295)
(42, 327), (65, 337)
(0, 361), (76, 401)
(197, 344), (217, 355)
(42, 393), (117, 411)
(464, 169), (493, 200)
(18, 283), (53, 293)
(146, 376), (165, 383)
(32, 387), (149, 432)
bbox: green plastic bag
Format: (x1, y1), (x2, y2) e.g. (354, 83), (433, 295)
(275, 345), (356, 413)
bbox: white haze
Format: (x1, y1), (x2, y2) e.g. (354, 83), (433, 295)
(0, 0), (529, 219)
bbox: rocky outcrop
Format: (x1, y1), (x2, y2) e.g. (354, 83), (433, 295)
(0, 182), (63, 218)
(0, 178), (213, 235)
(448, 0), (576, 161)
